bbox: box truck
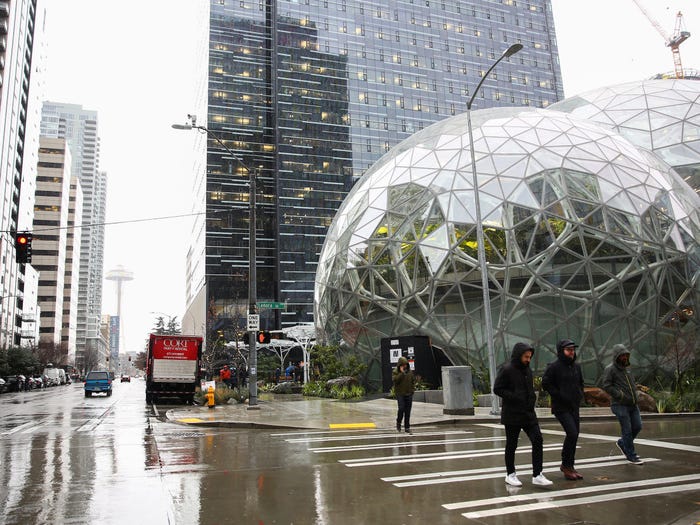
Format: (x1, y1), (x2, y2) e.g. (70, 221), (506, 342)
(145, 334), (203, 404)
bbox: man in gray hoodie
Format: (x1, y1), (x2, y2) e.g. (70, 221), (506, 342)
(601, 343), (644, 464)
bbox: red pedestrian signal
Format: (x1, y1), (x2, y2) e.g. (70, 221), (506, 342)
(257, 331), (270, 344)
(14, 232), (32, 263)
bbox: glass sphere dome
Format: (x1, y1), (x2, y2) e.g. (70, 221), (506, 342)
(315, 107), (700, 387)
(550, 79), (700, 195)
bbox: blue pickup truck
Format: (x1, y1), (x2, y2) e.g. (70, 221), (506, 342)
(84, 371), (112, 397)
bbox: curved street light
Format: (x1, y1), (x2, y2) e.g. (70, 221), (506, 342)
(172, 117), (260, 408)
(466, 43), (523, 416)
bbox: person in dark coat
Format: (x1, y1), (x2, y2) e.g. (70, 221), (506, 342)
(601, 343), (644, 464)
(493, 342), (553, 487)
(542, 339), (584, 480)
(392, 356), (415, 434)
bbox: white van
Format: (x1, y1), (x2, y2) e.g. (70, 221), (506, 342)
(43, 367), (66, 386)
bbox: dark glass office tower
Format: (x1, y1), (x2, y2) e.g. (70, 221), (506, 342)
(196, 0), (564, 334)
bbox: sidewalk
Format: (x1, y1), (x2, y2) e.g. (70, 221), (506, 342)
(163, 394), (643, 430)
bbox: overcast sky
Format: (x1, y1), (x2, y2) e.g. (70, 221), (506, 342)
(41, 1), (700, 353)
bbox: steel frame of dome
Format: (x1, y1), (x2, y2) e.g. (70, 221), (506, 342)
(551, 79), (700, 195)
(315, 102), (700, 389)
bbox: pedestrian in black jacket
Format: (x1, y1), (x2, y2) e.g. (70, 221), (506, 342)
(493, 342), (553, 487)
(542, 339), (584, 480)
(601, 343), (644, 464)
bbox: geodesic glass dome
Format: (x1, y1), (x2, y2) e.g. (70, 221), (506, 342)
(315, 107), (700, 388)
(551, 79), (700, 195)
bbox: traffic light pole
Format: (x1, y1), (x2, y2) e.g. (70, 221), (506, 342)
(248, 170), (258, 409)
(172, 117), (259, 409)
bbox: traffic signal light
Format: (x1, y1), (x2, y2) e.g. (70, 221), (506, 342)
(15, 232), (32, 263)
(257, 331), (271, 344)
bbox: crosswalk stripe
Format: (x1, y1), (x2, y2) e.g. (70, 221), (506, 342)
(479, 423), (700, 454)
(462, 481), (700, 519)
(394, 458), (659, 487)
(382, 453), (604, 482)
(1, 421), (41, 435)
(341, 444), (562, 467)
(444, 472), (700, 511)
(287, 430), (473, 443)
(311, 436), (502, 453)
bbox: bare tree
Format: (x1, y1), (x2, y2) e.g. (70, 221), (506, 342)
(35, 341), (68, 367)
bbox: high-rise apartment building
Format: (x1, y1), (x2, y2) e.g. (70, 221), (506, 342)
(40, 102), (107, 370)
(0, 0), (43, 348)
(33, 136), (71, 346)
(187, 0), (564, 336)
(62, 174), (83, 357)
(31, 136), (82, 360)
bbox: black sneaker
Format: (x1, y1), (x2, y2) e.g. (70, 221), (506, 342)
(396, 424), (401, 432)
(615, 439), (627, 456)
(628, 455), (644, 465)
(405, 428), (412, 434)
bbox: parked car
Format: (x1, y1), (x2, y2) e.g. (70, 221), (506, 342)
(84, 371), (112, 397)
(120, 375), (130, 383)
(0, 377), (6, 394)
(3, 375), (23, 392)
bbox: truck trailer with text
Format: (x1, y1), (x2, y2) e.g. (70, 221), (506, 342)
(145, 334), (203, 404)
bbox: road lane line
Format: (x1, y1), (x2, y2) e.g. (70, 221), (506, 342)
(395, 458), (659, 487)
(1, 421), (41, 435)
(462, 481), (700, 519)
(444, 472), (700, 510)
(341, 444), (561, 467)
(311, 436), (504, 453)
(479, 423), (700, 454)
(382, 454), (610, 482)
(287, 430), (473, 443)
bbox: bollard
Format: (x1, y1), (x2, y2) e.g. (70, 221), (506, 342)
(206, 386), (216, 409)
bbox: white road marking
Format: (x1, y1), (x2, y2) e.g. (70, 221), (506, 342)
(396, 458), (658, 487)
(382, 453), (604, 482)
(341, 444), (561, 467)
(479, 423), (700, 454)
(1, 421), (42, 435)
(311, 436), (501, 453)
(444, 473), (700, 510)
(287, 430), (473, 443)
(462, 481), (700, 519)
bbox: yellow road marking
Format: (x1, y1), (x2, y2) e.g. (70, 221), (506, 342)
(329, 422), (376, 429)
(178, 418), (204, 423)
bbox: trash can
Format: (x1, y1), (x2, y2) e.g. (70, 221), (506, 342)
(442, 366), (474, 415)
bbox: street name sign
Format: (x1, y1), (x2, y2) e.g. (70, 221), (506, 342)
(257, 301), (286, 309)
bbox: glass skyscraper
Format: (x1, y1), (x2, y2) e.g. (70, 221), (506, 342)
(191, 0), (564, 336)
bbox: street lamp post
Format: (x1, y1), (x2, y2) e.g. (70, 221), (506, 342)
(172, 116), (260, 408)
(466, 43), (523, 416)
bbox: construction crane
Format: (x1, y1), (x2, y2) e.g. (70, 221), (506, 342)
(632, 1), (691, 79)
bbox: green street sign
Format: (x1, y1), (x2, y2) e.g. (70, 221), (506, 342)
(257, 301), (286, 309)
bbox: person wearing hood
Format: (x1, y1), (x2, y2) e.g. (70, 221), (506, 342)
(493, 342), (553, 487)
(542, 339), (584, 480)
(601, 343), (644, 464)
(392, 356), (416, 434)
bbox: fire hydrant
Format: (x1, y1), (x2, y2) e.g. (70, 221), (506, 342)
(205, 386), (216, 409)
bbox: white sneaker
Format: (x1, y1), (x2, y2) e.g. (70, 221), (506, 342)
(532, 473), (554, 486)
(505, 473), (522, 487)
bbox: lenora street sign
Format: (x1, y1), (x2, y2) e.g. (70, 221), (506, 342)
(257, 301), (286, 309)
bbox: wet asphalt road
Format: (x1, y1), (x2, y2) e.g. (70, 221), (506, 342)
(1, 381), (700, 525)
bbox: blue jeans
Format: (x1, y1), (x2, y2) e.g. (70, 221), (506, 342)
(554, 410), (580, 467)
(611, 404), (642, 456)
(397, 394), (413, 430)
